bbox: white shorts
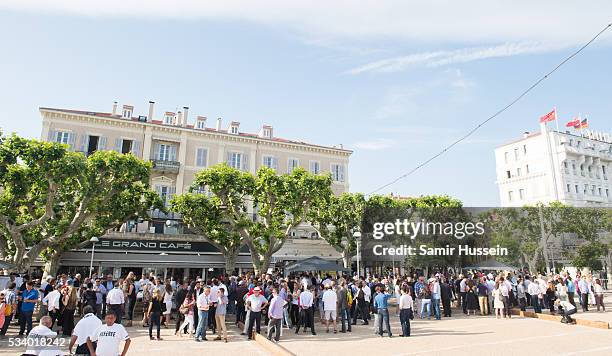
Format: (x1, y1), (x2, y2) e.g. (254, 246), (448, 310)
(324, 310), (336, 321)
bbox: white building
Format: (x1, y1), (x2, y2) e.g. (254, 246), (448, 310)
(495, 123), (612, 207)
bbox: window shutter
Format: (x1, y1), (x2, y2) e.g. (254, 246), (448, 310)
(98, 136), (107, 150)
(196, 148), (207, 167)
(68, 133), (77, 150)
(79, 135), (88, 152)
(226, 152), (233, 166)
(272, 157), (278, 170)
(47, 130), (56, 142)
(339, 165), (345, 182)
(168, 186), (177, 202)
(242, 153), (249, 171)
(153, 143), (160, 160)
(114, 138), (123, 152)
(169, 145), (177, 161)
(132, 141), (142, 157)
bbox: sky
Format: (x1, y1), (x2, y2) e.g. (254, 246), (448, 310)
(1, 1), (611, 206)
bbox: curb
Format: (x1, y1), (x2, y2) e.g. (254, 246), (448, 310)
(237, 321), (296, 356)
(511, 309), (610, 329)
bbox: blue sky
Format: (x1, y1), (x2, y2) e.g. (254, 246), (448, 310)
(1, 1), (611, 205)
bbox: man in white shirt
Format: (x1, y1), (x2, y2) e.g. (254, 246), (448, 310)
(555, 298), (577, 324)
(24, 316), (61, 356)
(106, 283), (125, 324)
(246, 287), (268, 339)
(43, 282), (61, 329)
(322, 285), (337, 333)
(88, 312), (131, 356)
(398, 287), (413, 337)
(527, 279), (542, 313)
(296, 286), (316, 335)
(69, 305), (102, 355)
(195, 287), (211, 342)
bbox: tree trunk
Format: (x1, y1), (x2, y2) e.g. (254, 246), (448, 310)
(341, 249), (353, 269)
(43, 251), (62, 278)
(253, 253), (272, 276)
(223, 250), (238, 276)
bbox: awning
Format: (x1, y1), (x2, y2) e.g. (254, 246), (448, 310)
(0, 260), (17, 270)
(284, 256), (349, 272)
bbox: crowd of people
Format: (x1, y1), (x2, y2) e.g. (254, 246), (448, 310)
(0, 268), (608, 355)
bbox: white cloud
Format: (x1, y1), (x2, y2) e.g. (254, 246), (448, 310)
(347, 42), (559, 74)
(352, 138), (396, 151)
(2, 1), (611, 47)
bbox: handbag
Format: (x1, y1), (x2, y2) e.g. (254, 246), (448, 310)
(407, 307), (414, 320)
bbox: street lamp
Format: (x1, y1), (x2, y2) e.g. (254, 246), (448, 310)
(88, 236), (99, 279)
(353, 231), (362, 278)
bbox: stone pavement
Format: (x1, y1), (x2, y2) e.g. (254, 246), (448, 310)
(0, 322), (267, 356)
(278, 311), (611, 356)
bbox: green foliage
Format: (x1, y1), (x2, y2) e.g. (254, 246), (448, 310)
(172, 164), (332, 273)
(0, 135), (160, 271)
(572, 241), (608, 271)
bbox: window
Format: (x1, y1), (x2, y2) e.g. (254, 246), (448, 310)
(525, 164), (529, 174)
(164, 114), (174, 125)
(598, 187), (602, 196)
(606, 189), (610, 197)
(310, 161), (320, 174)
(230, 126), (239, 134)
(155, 185), (176, 206)
(591, 185), (596, 195)
(584, 184), (588, 194)
(514, 148), (519, 160)
(87, 135), (99, 155)
(195, 148), (208, 167)
(196, 120), (206, 129)
(262, 128), (272, 138)
(262, 156), (278, 170)
(56, 131), (70, 144)
(603, 165), (607, 175)
(563, 161), (568, 168)
(287, 158), (299, 173)
(575, 185), (579, 194)
(227, 152), (248, 170)
(331, 164), (345, 182)
(504, 152), (509, 163)
(121, 139), (132, 154)
(508, 191), (514, 202)
(577, 141), (581, 148)
(506, 170), (511, 179)
(523, 145), (527, 155)
(569, 138), (574, 146)
(519, 189), (525, 200)
(157, 144), (176, 161)
(517, 168), (522, 176)
(566, 184), (571, 193)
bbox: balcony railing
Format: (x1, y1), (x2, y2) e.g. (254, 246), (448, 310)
(151, 159), (180, 173)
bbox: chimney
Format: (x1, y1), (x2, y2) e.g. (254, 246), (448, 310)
(177, 111), (183, 126)
(259, 125), (273, 138)
(216, 117), (222, 131)
(183, 106), (189, 125)
(148, 101), (155, 122)
(112, 101), (118, 116)
(523, 131), (530, 138)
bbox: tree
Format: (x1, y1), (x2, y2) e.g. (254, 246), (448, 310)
(0, 135), (160, 272)
(572, 241), (608, 271)
(311, 193), (366, 268)
(178, 164), (331, 275)
(171, 190), (244, 273)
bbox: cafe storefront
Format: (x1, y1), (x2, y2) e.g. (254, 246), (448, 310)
(57, 232), (253, 280)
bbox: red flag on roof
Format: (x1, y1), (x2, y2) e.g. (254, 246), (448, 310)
(539, 109), (556, 123)
(566, 118), (581, 128)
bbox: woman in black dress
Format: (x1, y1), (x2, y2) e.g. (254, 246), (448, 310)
(465, 279), (479, 316)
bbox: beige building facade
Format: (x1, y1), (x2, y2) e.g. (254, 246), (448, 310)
(39, 101), (350, 278)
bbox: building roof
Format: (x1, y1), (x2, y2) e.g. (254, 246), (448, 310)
(40, 107), (353, 154)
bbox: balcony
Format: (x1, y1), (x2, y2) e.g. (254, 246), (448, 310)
(151, 159), (180, 174)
